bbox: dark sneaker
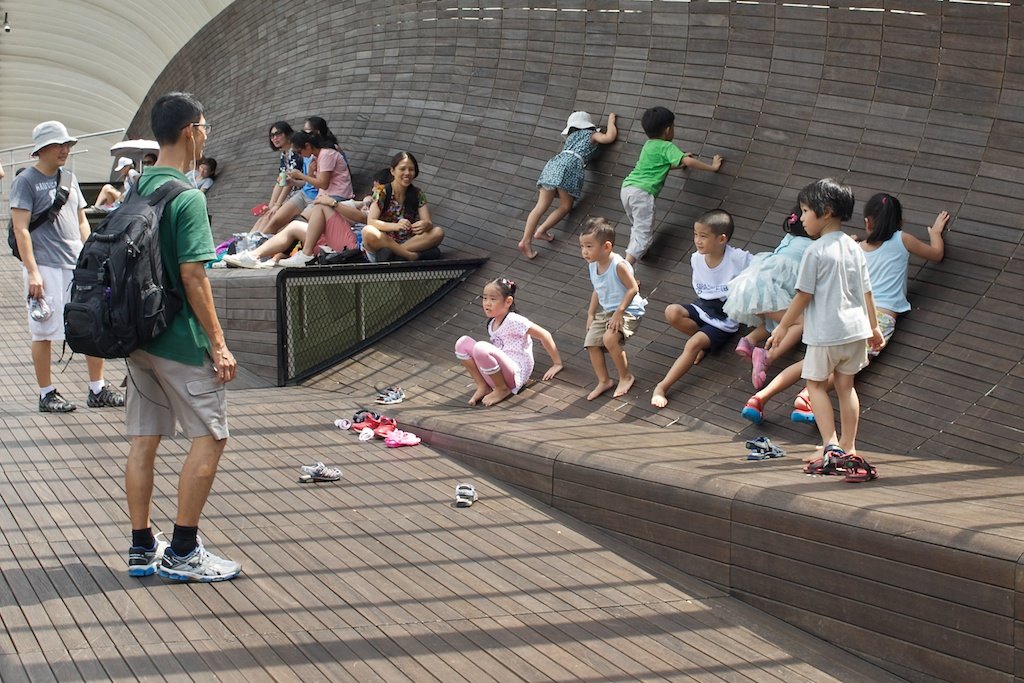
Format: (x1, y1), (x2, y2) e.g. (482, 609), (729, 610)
(128, 535), (168, 577)
(158, 540), (241, 583)
(87, 385), (125, 408)
(39, 389), (76, 413)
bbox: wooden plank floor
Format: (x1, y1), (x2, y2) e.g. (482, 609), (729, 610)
(0, 263), (900, 682)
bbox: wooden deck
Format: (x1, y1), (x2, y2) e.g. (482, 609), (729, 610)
(0, 261), (900, 681)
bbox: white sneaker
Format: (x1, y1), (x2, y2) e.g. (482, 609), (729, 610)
(278, 251), (315, 268)
(158, 539), (241, 582)
(223, 251), (271, 269)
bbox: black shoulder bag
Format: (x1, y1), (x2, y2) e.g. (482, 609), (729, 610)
(8, 168), (71, 261)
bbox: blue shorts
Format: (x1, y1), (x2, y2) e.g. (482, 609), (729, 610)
(682, 304), (735, 352)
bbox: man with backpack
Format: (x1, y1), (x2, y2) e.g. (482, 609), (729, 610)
(9, 120), (125, 413)
(123, 92), (240, 582)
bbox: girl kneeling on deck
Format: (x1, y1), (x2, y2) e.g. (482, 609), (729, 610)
(455, 277), (563, 406)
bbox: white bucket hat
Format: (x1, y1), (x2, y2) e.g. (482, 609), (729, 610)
(31, 121), (78, 156)
(561, 111), (596, 135)
(114, 156), (134, 172)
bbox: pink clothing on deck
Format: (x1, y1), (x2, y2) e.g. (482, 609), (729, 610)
(316, 147), (354, 199)
(313, 213), (358, 255)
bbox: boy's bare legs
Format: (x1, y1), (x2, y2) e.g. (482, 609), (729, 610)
(652, 333), (709, 408)
(519, 188), (556, 259)
(586, 346), (615, 400)
(832, 371), (859, 455)
(533, 189), (574, 242)
(805, 378), (835, 459)
(460, 359), (492, 406)
(603, 329), (634, 398)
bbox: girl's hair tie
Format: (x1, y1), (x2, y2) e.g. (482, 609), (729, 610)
(882, 196), (888, 205)
(788, 213), (798, 224)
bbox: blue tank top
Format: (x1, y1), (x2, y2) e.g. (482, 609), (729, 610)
(863, 231), (911, 313)
(589, 253), (647, 316)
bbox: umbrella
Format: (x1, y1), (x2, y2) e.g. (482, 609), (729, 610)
(108, 140), (160, 173)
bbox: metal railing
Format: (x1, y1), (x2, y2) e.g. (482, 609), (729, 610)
(0, 128), (127, 220)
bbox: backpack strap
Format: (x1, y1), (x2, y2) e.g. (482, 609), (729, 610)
(145, 178), (192, 206)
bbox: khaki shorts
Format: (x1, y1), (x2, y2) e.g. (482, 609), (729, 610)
(802, 339), (869, 381)
(126, 350), (228, 440)
(584, 309), (642, 348)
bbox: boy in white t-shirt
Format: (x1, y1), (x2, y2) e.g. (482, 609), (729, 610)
(652, 209), (752, 408)
(769, 178), (883, 463)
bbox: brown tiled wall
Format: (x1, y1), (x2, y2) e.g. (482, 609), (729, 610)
(131, 0), (1024, 465)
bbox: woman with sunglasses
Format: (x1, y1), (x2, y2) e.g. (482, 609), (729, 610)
(251, 120), (304, 234)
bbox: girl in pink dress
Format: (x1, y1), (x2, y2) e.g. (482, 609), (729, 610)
(455, 277), (564, 406)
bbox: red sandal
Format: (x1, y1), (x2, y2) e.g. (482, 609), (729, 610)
(741, 396), (764, 425)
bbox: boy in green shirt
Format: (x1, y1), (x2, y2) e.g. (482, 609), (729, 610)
(620, 106), (724, 264)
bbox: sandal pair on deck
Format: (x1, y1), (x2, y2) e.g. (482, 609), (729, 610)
(804, 445), (878, 483)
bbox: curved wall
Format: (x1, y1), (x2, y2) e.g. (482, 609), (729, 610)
(133, 0), (1024, 464)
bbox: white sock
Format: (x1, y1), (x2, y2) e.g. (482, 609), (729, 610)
(39, 385), (55, 399)
(89, 380), (105, 394)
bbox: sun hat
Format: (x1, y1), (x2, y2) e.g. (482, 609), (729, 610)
(561, 111), (596, 135)
(114, 157), (134, 172)
(30, 121), (78, 156)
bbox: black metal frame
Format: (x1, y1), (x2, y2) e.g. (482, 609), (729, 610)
(275, 258), (486, 386)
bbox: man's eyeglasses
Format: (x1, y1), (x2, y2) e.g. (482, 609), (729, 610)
(191, 122), (212, 135)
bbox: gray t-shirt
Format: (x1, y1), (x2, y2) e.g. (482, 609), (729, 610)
(795, 230), (873, 346)
(9, 166), (86, 269)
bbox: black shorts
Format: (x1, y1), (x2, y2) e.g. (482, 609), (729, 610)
(682, 304), (735, 352)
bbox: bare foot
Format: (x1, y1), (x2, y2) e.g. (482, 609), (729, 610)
(481, 387), (513, 406)
(468, 387), (490, 406)
(651, 385), (668, 409)
(517, 239), (537, 260)
(613, 374), (635, 398)
(534, 229), (554, 243)
(587, 379), (615, 401)
(693, 349), (705, 365)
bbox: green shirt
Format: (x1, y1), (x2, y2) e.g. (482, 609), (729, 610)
(621, 139), (687, 197)
(135, 167), (215, 366)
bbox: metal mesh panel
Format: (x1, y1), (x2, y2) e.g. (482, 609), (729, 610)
(278, 261), (483, 385)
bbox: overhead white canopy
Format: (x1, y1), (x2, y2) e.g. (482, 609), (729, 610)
(0, 0), (233, 182)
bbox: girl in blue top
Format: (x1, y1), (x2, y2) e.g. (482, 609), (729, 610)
(741, 193), (947, 425)
(518, 111), (618, 260)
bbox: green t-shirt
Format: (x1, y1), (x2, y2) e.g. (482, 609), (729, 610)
(621, 139), (687, 197)
(135, 167), (215, 366)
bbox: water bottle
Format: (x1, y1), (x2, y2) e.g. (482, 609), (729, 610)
(27, 296), (51, 322)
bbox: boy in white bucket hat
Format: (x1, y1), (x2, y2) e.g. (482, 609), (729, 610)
(8, 120), (125, 413)
(94, 156), (140, 211)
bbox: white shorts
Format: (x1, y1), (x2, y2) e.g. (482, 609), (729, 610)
(23, 264), (73, 342)
(621, 185), (656, 260)
(802, 340), (869, 381)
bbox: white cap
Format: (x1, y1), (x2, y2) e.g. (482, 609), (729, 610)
(114, 157), (134, 172)
(561, 111), (596, 135)
(30, 121), (78, 156)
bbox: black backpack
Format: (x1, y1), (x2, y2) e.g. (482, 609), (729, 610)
(64, 180), (191, 358)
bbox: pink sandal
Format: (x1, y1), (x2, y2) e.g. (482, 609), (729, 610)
(751, 347), (768, 390)
(735, 337), (754, 360)
(385, 430), (421, 448)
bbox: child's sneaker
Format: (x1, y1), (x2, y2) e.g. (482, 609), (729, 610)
(158, 540), (241, 582)
(127, 534), (168, 577)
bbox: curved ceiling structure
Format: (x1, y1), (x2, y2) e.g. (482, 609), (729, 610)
(0, 0), (232, 180)
(136, 0), (1024, 465)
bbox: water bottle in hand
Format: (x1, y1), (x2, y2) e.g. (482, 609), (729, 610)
(28, 296), (52, 322)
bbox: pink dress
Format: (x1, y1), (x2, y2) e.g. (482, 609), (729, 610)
(486, 312), (535, 392)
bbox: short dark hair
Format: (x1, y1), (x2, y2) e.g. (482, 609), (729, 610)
(863, 192), (903, 245)
(696, 209), (734, 239)
(150, 92), (204, 146)
(268, 120), (294, 150)
(641, 106), (675, 138)
(580, 216), (617, 245)
(290, 131), (319, 150)
(798, 178), (855, 222)
(199, 157), (217, 178)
